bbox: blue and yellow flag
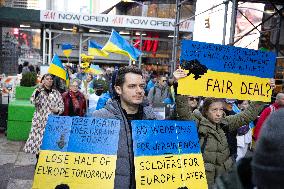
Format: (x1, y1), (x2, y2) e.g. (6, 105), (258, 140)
(85, 64), (103, 75)
(102, 29), (142, 61)
(88, 40), (109, 57)
(61, 43), (72, 58)
(178, 40), (276, 102)
(32, 116), (121, 189)
(48, 54), (69, 86)
(132, 120), (208, 189)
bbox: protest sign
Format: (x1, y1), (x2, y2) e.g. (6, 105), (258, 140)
(32, 116), (120, 189)
(132, 120), (208, 189)
(178, 40), (276, 102)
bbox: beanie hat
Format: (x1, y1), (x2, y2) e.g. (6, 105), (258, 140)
(251, 108), (284, 189)
(93, 79), (108, 92)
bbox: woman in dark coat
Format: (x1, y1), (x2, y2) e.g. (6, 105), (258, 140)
(61, 79), (86, 116)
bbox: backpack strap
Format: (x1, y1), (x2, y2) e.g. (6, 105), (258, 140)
(196, 120), (208, 153)
(269, 105), (276, 113)
(153, 86), (156, 97)
(200, 134), (209, 153)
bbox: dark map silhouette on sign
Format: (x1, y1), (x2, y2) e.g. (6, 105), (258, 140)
(57, 134), (66, 149)
(180, 59), (208, 80)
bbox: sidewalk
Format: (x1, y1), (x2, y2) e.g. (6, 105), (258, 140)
(0, 133), (36, 189)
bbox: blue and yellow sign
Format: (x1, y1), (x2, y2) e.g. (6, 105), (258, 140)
(178, 40), (276, 102)
(32, 116), (120, 189)
(132, 120), (208, 189)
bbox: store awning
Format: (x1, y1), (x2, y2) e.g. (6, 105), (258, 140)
(0, 7), (40, 28)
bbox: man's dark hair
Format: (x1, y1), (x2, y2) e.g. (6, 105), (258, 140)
(41, 73), (53, 82)
(55, 184), (70, 189)
(28, 65), (35, 72)
(150, 71), (158, 79)
(115, 66), (143, 87)
(23, 61), (29, 67)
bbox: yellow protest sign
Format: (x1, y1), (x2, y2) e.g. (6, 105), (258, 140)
(135, 154), (207, 188)
(33, 151), (117, 189)
(32, 116), (120, 189)
(178, 40), (276, 102)
(132, 120), (208, 189)
(178, 70), (272, 102)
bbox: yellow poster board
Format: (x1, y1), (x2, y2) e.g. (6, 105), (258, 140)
(132, 120), (208, 189)
(178, 40), (276, 102)
(32, 116), (120, 189)
(33, 151), (117, 189)
(178, 70), (272, 102)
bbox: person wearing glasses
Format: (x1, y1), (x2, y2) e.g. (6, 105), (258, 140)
(24, 74), (64, 156)
(147, 75), (172, 108)
(187, 96), (201, 111)
(173, 68), (275, 186)
(61, 79), (86, 117)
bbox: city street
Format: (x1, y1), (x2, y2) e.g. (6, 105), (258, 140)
(0, 133), (36, 189)
(0, 0), (283, 188)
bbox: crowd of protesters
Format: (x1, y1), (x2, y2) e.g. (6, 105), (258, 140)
(23, 65), (284, 189)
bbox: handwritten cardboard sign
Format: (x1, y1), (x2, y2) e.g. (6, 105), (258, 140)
(132, 120), (208, 189)
(178, 40), (276, 102)
(32, 116), (120, 189)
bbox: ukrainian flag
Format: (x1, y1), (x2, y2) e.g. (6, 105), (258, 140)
(102, 29), (142, 61)
(88, 40), (109, 57)
(48, 54), (69, 86)
(61, 43), (72, 58)
(85, 64), (103, 75)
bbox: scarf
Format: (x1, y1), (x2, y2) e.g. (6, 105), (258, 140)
(69, 90), (80, 111)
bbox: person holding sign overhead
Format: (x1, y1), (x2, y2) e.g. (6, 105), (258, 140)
(173, 68), (275, 186)
(93, 66), (157, 189)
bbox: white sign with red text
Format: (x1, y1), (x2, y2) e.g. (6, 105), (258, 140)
(40, 10), (194, 32)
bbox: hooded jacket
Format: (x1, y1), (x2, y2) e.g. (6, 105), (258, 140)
(176, 95), (265, 186)
(147, 84), (171, 107)
(93, 99), (157, 189)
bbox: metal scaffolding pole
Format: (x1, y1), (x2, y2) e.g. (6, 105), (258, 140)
(79, 33), (82, 65)
(171, 0), (181, 75)
(138, 33), (143, 68)
(222, 1), (229, 45)
(275, 8), (283, 56)
(48, 29), (52, 64)
(43, 29), (46, 65)
(229, 0), (238, 45)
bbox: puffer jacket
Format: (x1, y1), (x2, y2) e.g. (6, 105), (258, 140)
(93, 99), (157, 189)
(176, 95), (265, 186)
(147, 85), (171, 107)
